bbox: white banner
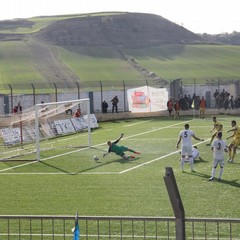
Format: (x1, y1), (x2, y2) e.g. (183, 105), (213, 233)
(127, 86), (168, 113)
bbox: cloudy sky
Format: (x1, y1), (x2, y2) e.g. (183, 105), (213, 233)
(0, 0), (239, 34)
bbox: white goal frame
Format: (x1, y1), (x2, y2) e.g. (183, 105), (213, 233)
(35, 98), (91, 161)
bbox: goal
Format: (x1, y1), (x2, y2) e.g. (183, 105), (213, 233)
(0, 98), (96, 162)
(35, 98), (93, 161)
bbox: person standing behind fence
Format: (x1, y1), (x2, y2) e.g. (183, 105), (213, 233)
(209, 132), (228, 181)
(174, 99), (180, 119)
(74, 108), (82, 118)
(167, 98), (173, 117)
(111, 96), (119, 113)
(102, 100), (108, 113)
(199, 96), (207, 119)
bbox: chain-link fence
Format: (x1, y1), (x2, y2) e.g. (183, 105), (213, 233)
(0, 78), (240, 115)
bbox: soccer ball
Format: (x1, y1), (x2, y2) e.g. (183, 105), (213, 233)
(93, 155), (99, 161)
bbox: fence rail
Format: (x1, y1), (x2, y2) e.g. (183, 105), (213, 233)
(0, 215), (240, 239)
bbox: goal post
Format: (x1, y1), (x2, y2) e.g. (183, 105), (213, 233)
(35, 98), (92, 161)
(0, 98), (97, 162)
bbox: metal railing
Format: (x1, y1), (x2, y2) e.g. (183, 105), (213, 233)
(0, 215), (240, 239)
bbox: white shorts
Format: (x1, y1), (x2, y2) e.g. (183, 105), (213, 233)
(213, 158), (224, 168)
(181, 145), (192, 156)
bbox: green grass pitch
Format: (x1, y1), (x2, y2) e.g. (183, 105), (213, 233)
(0, 115), (239, 218)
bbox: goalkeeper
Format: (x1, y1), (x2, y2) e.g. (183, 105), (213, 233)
(103, 133), (140, 159)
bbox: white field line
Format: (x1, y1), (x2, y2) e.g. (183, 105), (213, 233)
(0, 171), (120, 175)
(120, 139), (209, 174)
(0, 120), (195, 174)
(124, 119), (153, 127)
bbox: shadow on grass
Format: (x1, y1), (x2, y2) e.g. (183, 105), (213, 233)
(40, 156), (140, 175)
(114, 157), (140, 164)
(194, 158), (208, 165)
(74, 156), (140, 174)
(184, 171), (240, 188)
(40, 161), (73, 175)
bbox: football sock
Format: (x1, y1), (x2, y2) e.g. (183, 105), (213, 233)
(181, 158), (184, 171)
(189, 157), (194, 171)
(219, 168), (223, 179)
(211, 168), (216, 178)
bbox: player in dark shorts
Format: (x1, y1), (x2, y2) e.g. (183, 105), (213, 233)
(103, 133), (140, 159)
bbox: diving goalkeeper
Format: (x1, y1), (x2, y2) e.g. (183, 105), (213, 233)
(103, 133), (140, 159)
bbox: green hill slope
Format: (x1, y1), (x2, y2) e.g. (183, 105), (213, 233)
(0, 12), (239, 92)
(124, 44), (240, 80)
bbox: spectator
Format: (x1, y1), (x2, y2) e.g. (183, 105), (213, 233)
(199, 96), (207, 119)
(13, 106), (18, 114)
(111, 96), (119, 113)
(17, 101), (22, 113)
(229, 96), (235, 109)
(174, 99), (180, 119)
(74, 108), (82, 118)
(215, 94), (221, 109)
(167, 98), (174, 117)
(213, 89), (219, 108)
(193, 96), (200, 110)
(102, 100), (108, 113)
(224, 95), (229, 110)
(236, 95), (240, 108)
(65, 109), (73, 115)
(184, 95), (189, 110)
(13, 102), (22, 114)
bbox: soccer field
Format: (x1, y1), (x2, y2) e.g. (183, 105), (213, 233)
(0, 115), (239, 219)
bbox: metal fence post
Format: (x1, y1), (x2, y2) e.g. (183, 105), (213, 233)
(164, 167), (186, 240)
(76, 81), (80, 99)
(123, 81), (126, 112)
(8, 84), (13, 113)
(31, 83), (35, 105)
(53, 83), (58, 102)
(100, 81), (103, 109)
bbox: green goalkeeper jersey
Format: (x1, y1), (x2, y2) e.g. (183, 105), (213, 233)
(108, 139), (128, 156)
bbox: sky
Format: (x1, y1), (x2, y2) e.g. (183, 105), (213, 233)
(0, 0), (240, 34)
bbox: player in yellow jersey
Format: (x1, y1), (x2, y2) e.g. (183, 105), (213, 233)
(206, 116), (223, 146)
(226, 120), (240, 163)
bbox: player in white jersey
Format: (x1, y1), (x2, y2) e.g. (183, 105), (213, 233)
(209, 132), (228, 181)
(192, 146), (203, 162)
(176, 123), (204, 172)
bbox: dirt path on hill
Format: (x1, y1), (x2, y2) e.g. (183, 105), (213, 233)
(26, 36), (80, 88)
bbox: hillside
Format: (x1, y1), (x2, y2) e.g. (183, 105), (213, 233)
(34, 12), (202, 48)
(0, 12), (240, 92)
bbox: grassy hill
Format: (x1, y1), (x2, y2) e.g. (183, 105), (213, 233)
(0, 12), (239, 93)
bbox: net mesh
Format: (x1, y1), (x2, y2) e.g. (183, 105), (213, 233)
(0, 99), (97, 161)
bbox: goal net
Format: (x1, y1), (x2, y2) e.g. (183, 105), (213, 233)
(0, 98), (97, 162)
